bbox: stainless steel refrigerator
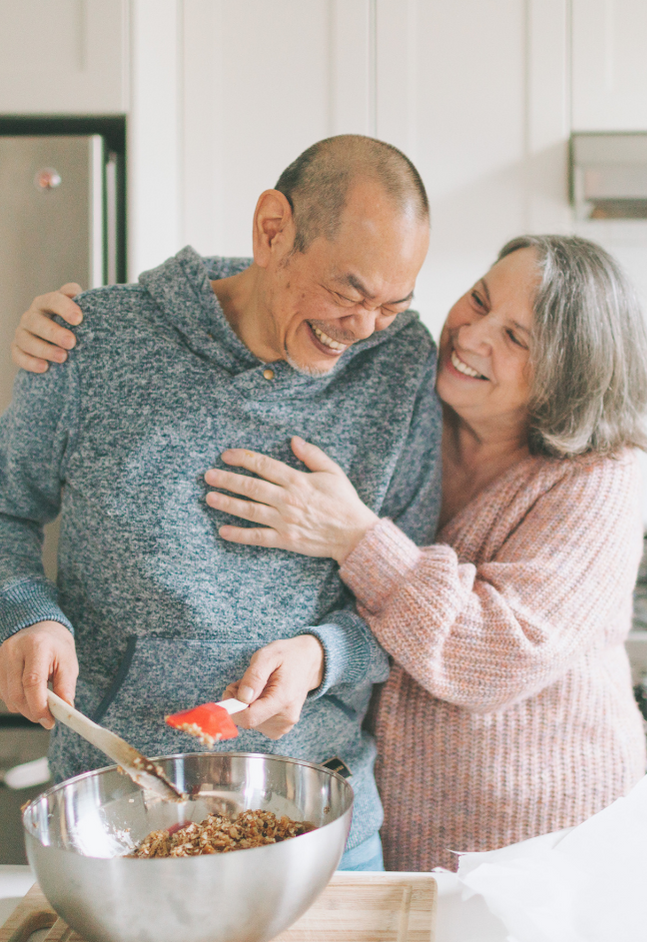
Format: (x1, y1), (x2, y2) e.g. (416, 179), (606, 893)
(0, 133), (122, 577)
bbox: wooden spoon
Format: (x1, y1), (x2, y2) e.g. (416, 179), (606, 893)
(47, 689), (184, 801)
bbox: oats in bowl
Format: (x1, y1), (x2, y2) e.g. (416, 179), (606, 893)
(130, 809), (316, 857)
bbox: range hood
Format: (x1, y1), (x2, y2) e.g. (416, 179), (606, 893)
(570, 133), (647, 220)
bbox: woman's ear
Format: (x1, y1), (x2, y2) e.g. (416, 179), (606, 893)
(252, 190), (296, 268)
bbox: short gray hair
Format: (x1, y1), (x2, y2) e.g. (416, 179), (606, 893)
(275, 135), (429, 254)
(498, 235), (647, 457)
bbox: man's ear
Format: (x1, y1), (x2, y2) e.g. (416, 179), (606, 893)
(252, 190), (296, 268)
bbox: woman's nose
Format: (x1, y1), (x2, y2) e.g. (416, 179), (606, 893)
(459, 316), (494, 351)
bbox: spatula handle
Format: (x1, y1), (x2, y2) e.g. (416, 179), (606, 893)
(47, 689), (138, 766)
(215, 698), (249, 716)
(47, 690), (182, 800)
(47, 689), (104, 739)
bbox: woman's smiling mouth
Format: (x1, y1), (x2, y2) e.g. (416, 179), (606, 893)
(450, 349), (487, 379)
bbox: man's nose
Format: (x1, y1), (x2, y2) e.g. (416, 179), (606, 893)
(340, 309), (380, 341)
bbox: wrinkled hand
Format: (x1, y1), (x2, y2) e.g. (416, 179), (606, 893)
(11, 284), (83, 373)
(222, 635), (324, 740)
(205, 436), (378, 564)
(0, 621), (78, 728)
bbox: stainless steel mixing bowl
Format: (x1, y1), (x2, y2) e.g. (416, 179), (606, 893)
(23, 752), (353, 942)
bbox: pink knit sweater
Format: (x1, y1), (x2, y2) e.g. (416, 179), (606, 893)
(340, 450), (646, 871)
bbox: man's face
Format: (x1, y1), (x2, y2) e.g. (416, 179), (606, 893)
(260, 180), (430, 375)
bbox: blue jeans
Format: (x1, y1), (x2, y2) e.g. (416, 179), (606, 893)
(338, 833), (384, 871)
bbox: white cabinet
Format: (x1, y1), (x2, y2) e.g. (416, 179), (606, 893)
(129, 0), (377, 278)
(0, 0), (128, 114)
(179, 0), (375, 261)
(376, 0), (531, 334)
(370, 0), (572, 336)
(182, 0), (332, 259)
(572, 0), (647, 131)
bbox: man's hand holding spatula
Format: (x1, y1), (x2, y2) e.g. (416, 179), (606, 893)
(166, 634), (325, 744)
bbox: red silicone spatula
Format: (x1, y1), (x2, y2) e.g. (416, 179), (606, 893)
(165, 698), (248, 747)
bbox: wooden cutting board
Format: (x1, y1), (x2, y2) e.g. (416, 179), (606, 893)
(0, 873), (436, 942)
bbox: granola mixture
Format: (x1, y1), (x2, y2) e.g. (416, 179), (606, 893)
(129, 809), (315, 857)
(173, 721), (219, 748)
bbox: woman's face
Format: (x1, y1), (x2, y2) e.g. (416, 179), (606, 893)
(436, 247), (539, 434)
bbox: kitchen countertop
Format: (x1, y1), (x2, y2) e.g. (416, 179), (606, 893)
(0, 864), (508, 942)
(0, 866), (35, 924)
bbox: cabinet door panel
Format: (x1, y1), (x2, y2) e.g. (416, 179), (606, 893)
(181, 0), (372, 257)
(375, 0), (528, 337)
(0, 0), (128, 114)
(572, 0), (647, 130)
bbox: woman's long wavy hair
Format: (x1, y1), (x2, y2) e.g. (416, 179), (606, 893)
(497, 235), (647, 457)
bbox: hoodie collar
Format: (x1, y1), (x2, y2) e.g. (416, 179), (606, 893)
(139, 246), (422, 390)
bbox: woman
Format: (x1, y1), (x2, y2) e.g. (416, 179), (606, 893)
(203, 235), (647, 870)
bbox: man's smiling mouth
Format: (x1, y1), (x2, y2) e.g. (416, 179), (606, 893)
(451, 349), (487, 379)
(309, 323), (349, 353)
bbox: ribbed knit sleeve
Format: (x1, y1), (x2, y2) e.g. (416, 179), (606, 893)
(0, 363), (79, 642)
(298, 609), (390, 697)
(340, 454), (643, 713)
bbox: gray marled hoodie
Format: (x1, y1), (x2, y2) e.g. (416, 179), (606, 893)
(0, 247), (441, 849)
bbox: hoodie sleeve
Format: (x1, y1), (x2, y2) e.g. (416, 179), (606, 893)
(0, 362), (80, 643)
(302, 347), (441, 696)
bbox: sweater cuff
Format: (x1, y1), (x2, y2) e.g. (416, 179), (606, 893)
(0, 577), (74, 644)
(296, 613), (389, 698)
(339, 518), (421, 614)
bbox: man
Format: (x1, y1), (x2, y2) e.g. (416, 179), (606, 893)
(0, 135), (441, 870)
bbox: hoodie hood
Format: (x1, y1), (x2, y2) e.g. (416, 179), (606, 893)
(138, 246), (423, 383)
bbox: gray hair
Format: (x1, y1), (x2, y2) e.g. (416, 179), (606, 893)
(275, 135), (429, 254)
(497, 235), (647, 457)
